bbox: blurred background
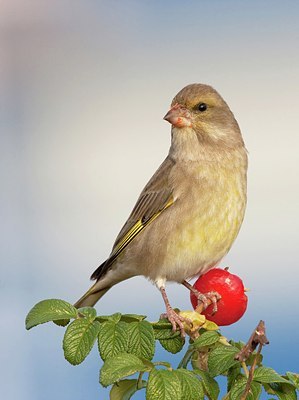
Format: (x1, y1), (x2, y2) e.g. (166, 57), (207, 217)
(1, 1), (299, 399)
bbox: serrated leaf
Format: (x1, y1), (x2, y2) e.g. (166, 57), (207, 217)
(100, 353), (151, 387)
(154, 328), (180, 340)
(25, 299), (78, 330)
(159, 336), (185, 354)
(254, 367), (293, 385)
(152, 319), (172, 329)
(78, 307), (97, 320)
(229, 377), (262, 400)
(152, 319), (176, 340)
(175, 369), (204, 400)
(63, 319), (100, 365)
(193, 331), (220, 349)
(110, 379), (146, 400)
(265, 382), (297, 400)
(120, 314), (147, 322)
(127, 321), (155, 360)
(208, 345), (239, 377)
(146, 369), (181, 400)
(194, 369), (220, 400)
(98, 321), (129, 361)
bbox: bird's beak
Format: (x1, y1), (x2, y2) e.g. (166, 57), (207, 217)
(163, 103), (192, 128)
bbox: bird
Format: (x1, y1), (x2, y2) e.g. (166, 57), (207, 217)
(74, 83), (248, 335)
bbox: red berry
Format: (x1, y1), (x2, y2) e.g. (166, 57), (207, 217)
(190, 268), (248, 326)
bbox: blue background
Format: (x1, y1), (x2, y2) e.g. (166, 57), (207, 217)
(1, 1), (299, 399)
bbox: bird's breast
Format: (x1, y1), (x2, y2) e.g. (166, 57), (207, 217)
(145, 156), (247, 282)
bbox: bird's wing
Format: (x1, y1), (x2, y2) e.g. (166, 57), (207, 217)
(91, 157), (175, 280)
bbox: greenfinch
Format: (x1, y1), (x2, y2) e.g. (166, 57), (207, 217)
(75, 83), (247, 334)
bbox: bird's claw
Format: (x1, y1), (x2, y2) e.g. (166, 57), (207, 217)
(195, 291), (221, 314)
(160, 308), (191, 337)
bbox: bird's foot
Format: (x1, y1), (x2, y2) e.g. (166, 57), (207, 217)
(182, 280), (221, 314)
(160, 307), (190, 337)
(194, 290), (221, 314)
(159, 286), (191, 337)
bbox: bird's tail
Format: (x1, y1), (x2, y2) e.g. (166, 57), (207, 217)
(74, 281), (110, 309)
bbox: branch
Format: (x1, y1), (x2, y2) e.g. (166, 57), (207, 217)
(235, 320), (269, 363)
(235, 320), (269, 400)
(240, 343), (263, 400)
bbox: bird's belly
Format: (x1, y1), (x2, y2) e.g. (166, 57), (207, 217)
(147, 187), (246, 283)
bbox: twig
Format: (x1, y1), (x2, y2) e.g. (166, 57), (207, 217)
(240, 343), (263, 400)
(235, 321), (269, 400)
(235, 320), (269, 363)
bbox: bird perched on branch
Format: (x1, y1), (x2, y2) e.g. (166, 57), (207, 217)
(75, 83), (248, 335)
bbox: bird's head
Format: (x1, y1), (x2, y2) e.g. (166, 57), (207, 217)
(164, 84), (244, 148)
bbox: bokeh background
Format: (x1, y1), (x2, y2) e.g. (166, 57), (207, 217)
(1, 1), (299, 399)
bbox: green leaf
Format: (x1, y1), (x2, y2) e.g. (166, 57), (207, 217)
(110, 379), (146, 400)
(100, 353), (151, 387)
(96, 313), (122, 324)
(246, 351), (263, 367)
(153, 328), (180, 340)
(25, 299), (78, 330)
(229, 340), (246, 350)
(159, 336), (185, 354)
(191, 349), (208, 371)
(175, 369), (204, 400)
(227, 365), (242, 392)
(63, 319), (100, 365)
(286, 372), (299, 389)
(253, 367), (294, 385)
(120, 314), (147, 322)
(146, 369), (181, 400)
(208, 345), (239, 377)
(264, 382), (297, 400)
(201, 320), (219, 331)
(193, 331), (220, 349)
(78, 307), (97, 320)
(152, 320), (177, 340)
(127, 321), (155, 360)
(53, 319), (70, 327)
(229, 377), (262, 400)
(98, 321), (129, 361)
(194, 369), (220, 400)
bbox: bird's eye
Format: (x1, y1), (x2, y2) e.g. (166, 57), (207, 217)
(197, 103), (207, 112)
